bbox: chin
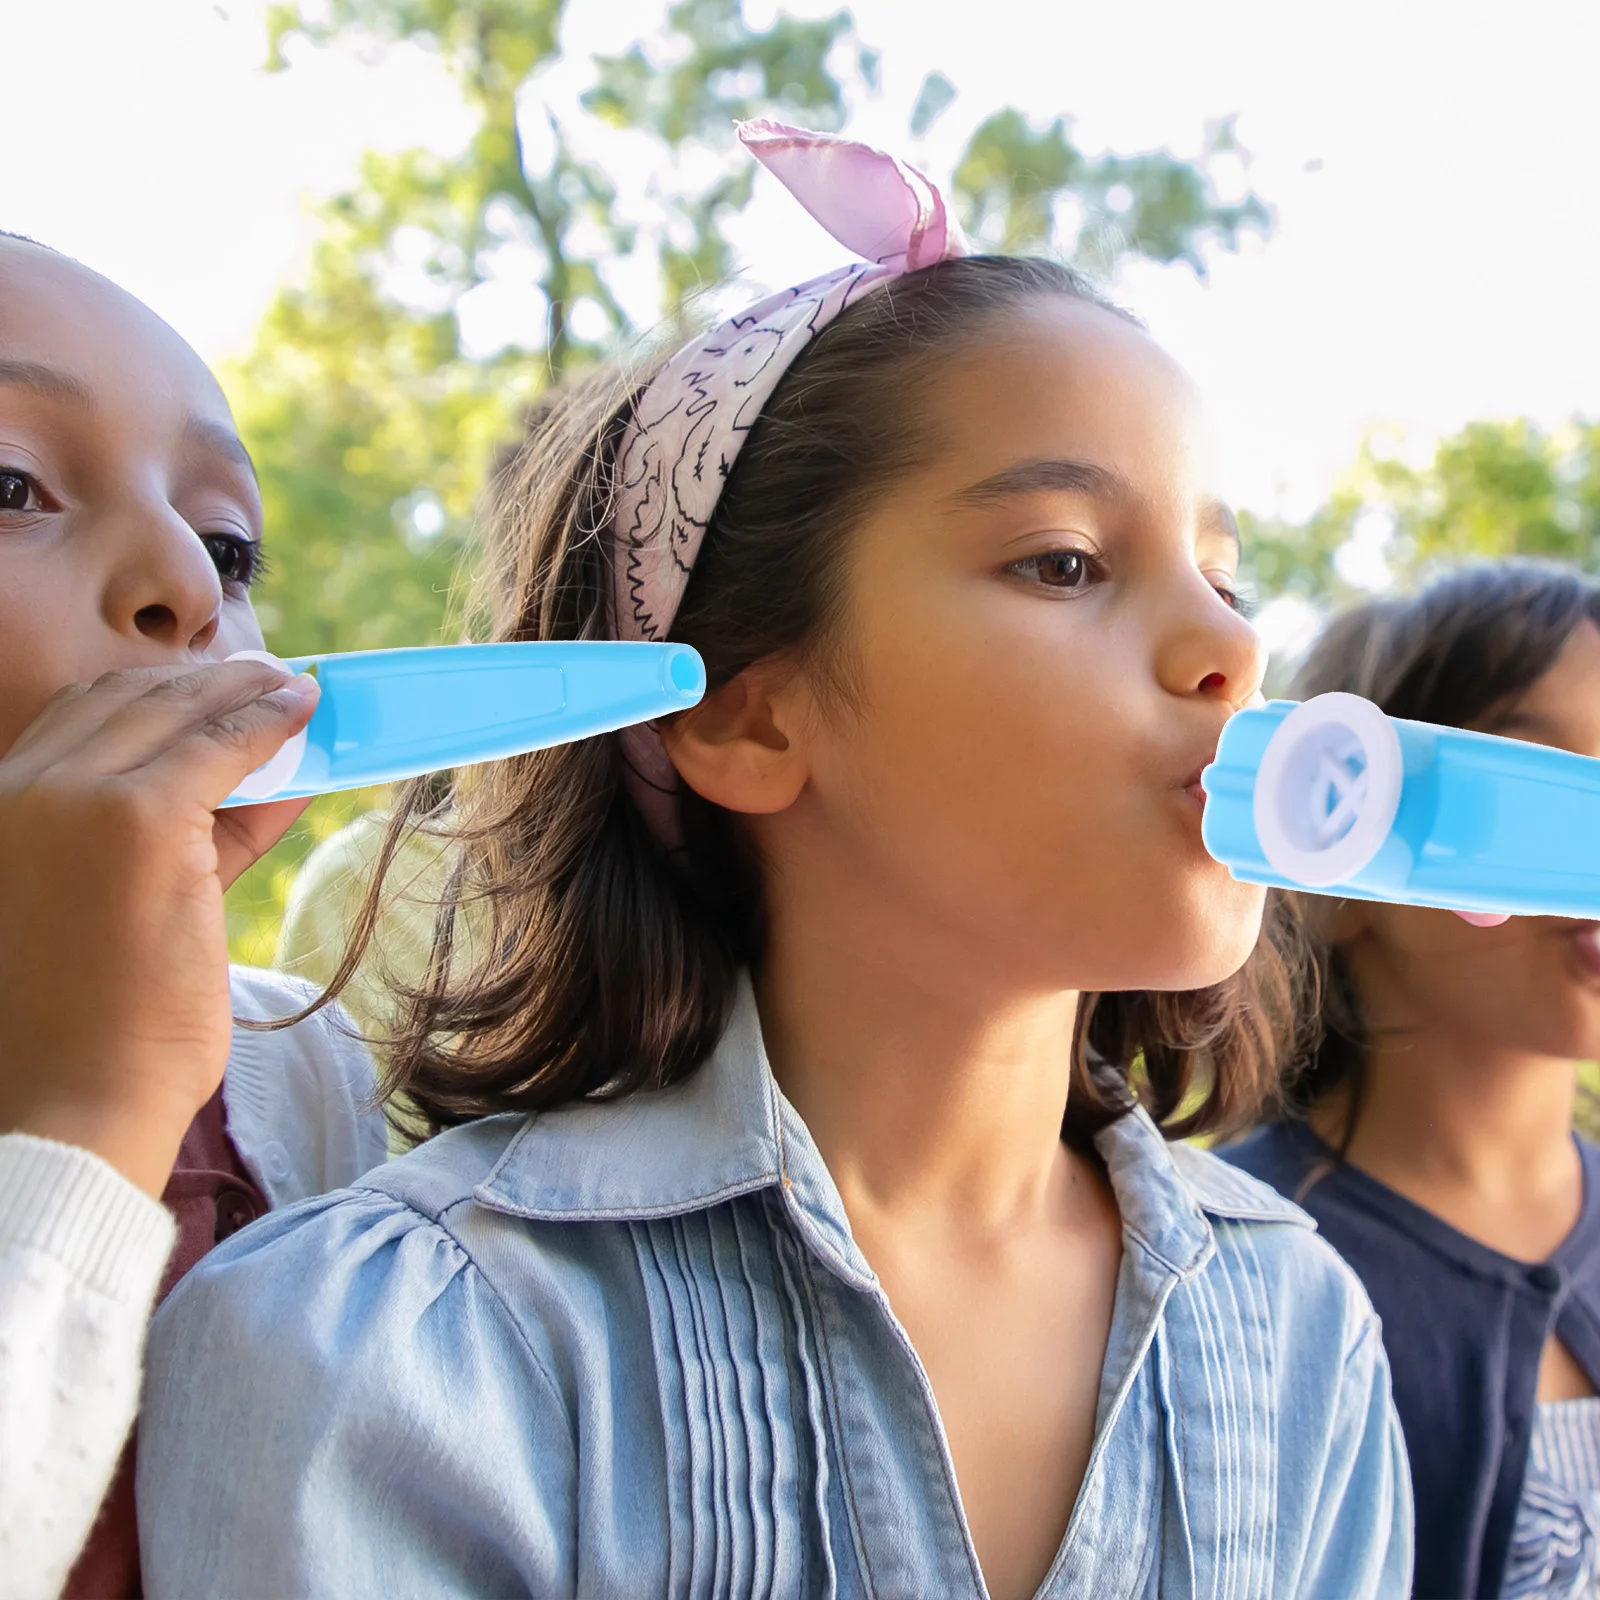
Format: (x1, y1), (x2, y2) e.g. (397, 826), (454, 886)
(1072, 920), (1265, 995)
(1137, 944), (1259, 994)
(1143, 883), (1269, 993)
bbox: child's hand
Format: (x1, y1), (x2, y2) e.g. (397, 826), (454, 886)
(0, 660), (320, 1196)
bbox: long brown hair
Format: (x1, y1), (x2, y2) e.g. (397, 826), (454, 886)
(1279, 559), (1600, 1150)
(317, 255), (1307, 1146)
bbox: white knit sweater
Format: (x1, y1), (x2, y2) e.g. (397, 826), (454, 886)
(0, 968), (386, 1600)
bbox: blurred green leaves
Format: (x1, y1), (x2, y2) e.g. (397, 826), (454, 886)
(1241, 420), (1600, 618)
(953, 110), (1269, 269)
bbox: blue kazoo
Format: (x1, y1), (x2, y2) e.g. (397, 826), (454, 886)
(1201, 691), (1600, 918)
(221, 641), (705, 808)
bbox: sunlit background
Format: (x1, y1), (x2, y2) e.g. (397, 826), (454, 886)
(7, 0), (1598, 959)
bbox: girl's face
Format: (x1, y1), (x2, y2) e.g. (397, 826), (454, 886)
(767, 295), (1267, 993)
(0, 240), (266, 756)
(1340, 620), (1600, 1061)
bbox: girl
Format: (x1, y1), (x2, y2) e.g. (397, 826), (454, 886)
(140, 123), (1410, 1599)
(1227, 560), (1600, 1600)
(0, 231), (386, 1598)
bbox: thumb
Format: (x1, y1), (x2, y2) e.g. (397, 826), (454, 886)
(214, 795), (314, 890)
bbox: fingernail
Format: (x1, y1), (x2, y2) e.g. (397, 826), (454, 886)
(283, 671), (320, 701)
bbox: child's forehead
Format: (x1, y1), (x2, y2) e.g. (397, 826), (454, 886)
(0, 240), (228, 422)
(921, 301), (1221, 501)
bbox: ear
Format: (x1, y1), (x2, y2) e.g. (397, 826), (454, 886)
(659, 658), (811, 816)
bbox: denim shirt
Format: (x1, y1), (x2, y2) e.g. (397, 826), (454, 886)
(139, 980), (1411, 1598)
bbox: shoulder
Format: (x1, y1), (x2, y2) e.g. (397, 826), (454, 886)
(1171, 1141), (1384, 1363)
(1213, 1119), (1322, 1193)
(1170, 1137), (1316, 1226)
(151, 1114), (555, 1385)
(359, 1113), (530, 1223)
(139, 1130), (579, 1593)
(147, 1114), (580, 1434)
(222, 966), (388, 1204)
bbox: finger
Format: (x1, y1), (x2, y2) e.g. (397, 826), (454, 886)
(1453, 909), (1511, 928)
(0, 666), (208, 781)
(214, 795), (314, 890)
(134, 675), (321, 811)
(45, 661), (308, 782)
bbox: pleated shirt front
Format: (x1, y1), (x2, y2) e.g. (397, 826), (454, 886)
(139, 979), (1411, 1598)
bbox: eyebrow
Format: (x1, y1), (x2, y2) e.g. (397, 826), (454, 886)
(0, 359), (95, 408)
(945, 457), (1133, 509)
(0, 365), (257, 487)
(184, 415), (257, 481)
(945, 454), (1241, 550)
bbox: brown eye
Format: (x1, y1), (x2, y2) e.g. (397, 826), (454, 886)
(1010, 548), (1102, 593)
(200, 533), (268, 590)
(1036, 551), (1089, 588)
(0, 470), (41, 512)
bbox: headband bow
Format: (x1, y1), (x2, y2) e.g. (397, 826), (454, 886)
(610, 119), (969, 846)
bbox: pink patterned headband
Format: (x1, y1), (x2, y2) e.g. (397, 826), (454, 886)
(610, 118), (969, 846)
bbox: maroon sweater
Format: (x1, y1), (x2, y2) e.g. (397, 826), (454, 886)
(63, 1084), (268, 1598)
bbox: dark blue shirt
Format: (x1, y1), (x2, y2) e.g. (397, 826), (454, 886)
(1224, 1120), (1600, 1600)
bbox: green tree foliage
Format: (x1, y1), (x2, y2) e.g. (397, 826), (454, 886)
(952, 110), (1269, 270)
(1240, 419), (1600, 618)
(241, 0), (880, 669)
(226, 0), (1273, 961)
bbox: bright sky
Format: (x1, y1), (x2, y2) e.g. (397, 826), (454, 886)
(6, 0), (1598, 533)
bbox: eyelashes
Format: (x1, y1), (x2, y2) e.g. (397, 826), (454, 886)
(0, 467), (51, 514)
(1213, 578), (1256, 619)
(1007, 548), (1103, 593)
(13, 473), (1261, 623)
(1007, 546), (1254, 618)
(200, 533), (270, 591)
(0, 464), (267, 595)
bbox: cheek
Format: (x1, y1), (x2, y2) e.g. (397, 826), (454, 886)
(834, 596), (1131, 849)
(0, 653), (69, 759)
(807, 599), (1262, 987)
(0, 575), (87, 756)
(1382, 914), (1600, 1053)
(217, 600), (267, 658)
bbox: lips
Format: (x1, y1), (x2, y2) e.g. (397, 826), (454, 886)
(1178, 750), (1219, 809)
(1169, 727), (1227, 815)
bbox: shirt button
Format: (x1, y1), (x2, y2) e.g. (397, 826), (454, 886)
(1529, 1263), (1564, 1293)
(261, 1142), (292, 1183)
(213, 1189), (260, 1243)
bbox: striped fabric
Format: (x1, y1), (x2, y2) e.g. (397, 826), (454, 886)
(1502, 1396), (1600, 1598)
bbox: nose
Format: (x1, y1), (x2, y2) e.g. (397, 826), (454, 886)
(1155, 571), (1266, 712)
(102, 501), (224, 656)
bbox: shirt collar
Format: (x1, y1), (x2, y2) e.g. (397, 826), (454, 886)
(475, 974), (1300, 1289)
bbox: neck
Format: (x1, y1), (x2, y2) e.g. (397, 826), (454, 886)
(1332, 1036), (1577, 1196)
(1315, 980), (1581, 1257)
(756, 897), (1080, 1238)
